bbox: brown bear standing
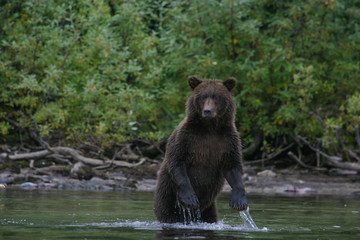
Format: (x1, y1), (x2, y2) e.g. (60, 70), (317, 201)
(154, 76), (247, 223)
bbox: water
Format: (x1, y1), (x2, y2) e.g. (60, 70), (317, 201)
(0, 189), (359, 239)
(239, 207), (259, 230)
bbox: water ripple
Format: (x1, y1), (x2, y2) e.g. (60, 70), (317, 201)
(67, 220), (268, 232)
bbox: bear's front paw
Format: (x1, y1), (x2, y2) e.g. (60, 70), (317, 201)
(178, 187), (199, 209)
(229, 193), (247, 211)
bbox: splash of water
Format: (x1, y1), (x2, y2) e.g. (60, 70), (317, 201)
(63, 205), (266, 232)
(66, 219), (268, 232)
(239, 207), (259, 230)
(176, 201), (202, 224)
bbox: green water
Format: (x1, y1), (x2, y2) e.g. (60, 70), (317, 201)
(0, 189), (359, 239)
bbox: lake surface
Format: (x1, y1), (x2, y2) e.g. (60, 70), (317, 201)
(0, 189), (359, 239)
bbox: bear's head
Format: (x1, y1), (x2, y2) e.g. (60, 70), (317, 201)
(186, 76), (236, 124)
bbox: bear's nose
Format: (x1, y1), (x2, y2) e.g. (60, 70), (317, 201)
(203, 108), (212, 116)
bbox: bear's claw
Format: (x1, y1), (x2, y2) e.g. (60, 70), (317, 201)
(229, 195), (248, 211)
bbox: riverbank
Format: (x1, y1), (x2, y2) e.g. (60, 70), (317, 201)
(1, 163), (359, 196)
(237, 168), (360, 196)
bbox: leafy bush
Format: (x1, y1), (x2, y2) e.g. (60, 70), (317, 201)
(0, 0), (170, 146)
(1, 0), (359, 157)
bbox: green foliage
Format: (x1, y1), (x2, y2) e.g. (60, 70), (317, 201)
(0, 0), (169, 145)
(1, 0), (360, 153)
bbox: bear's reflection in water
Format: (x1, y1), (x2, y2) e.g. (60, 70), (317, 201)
(154, 228), (246, 240)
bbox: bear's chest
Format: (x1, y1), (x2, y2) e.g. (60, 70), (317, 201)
(187, 134), (229, 166)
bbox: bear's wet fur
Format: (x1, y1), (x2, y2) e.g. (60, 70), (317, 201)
(154, 76), (247, 223)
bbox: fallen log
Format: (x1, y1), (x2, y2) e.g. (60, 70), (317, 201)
(6, 146), (147, 168)
(325, 158), (360, 171)
(111, 157), (147, 168)
(288, 150), (326, 171)
(348, 150), (360, 162)
(296, 135), (360, 172)
(52, 146), (104, 166)
(7, 150), (51, 160)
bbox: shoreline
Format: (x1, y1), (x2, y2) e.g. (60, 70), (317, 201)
(1, 167), (359, 196)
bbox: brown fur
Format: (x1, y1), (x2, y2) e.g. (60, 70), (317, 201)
(154, 76), (247, 223)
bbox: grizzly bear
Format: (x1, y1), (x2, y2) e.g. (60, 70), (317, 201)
(154, 76), (247, 223)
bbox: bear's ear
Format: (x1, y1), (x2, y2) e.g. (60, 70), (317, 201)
(188, 76), (202, 89)
(223, 77), (236, 91)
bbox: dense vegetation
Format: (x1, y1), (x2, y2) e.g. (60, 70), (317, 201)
(1, 0), (360, 168)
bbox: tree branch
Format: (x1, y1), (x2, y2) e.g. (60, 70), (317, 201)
(246, 143), (294, 164)
(243, 129), (263, 156)
(7, 146), (146, 168)
(288, 148), (326, 171)
(7, 150), (51, 160)
(296, 135), (360, 171)
(348, 150), (360, 162)
(308, 111), (326, 130)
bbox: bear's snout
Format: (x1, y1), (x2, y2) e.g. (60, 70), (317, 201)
(203, 108), (212, 117)
(202, 98), (216, 118)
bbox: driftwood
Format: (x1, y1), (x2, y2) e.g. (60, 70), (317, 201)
(296, 135), (360, 171)
(288, 147), (326, 171)
(45, 153), (73, 165)
(5, 146), (147, 168)
(348, 150), (360, 162)
(115, 144), (141, 161)
(245, 124), (360, 172)
(7, 150), (51, 160)
(326, 158), (360, 171)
